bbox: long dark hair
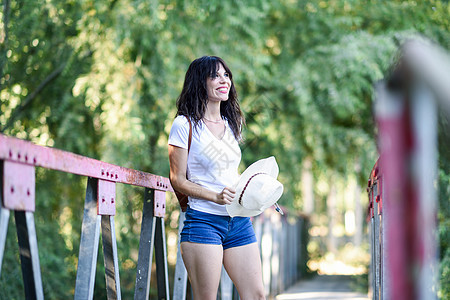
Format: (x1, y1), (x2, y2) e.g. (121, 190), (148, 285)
(176, 56), (245, 140)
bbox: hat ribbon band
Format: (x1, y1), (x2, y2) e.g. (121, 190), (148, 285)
(238, 172), (267, 206)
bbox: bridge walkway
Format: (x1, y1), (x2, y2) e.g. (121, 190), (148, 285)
(275, 275), (369, 300)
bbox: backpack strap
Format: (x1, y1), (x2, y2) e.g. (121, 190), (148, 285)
(187, 117), (192, 153)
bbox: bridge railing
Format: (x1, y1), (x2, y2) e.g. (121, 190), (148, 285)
(254, 210), (310, 297)
(0, 133), (310, 299)
(367, 39), (450, 300)
(0, 133), (172, 299)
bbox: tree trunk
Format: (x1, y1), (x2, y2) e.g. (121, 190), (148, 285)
(301, 158), (314, 215)
(327, 182), (338, 254)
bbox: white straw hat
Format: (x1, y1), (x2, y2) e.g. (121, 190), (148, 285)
(227, 156), (284, 217)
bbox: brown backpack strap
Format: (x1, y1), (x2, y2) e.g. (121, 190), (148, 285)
(187, 117), (192, 153)
(185, 117), (192, 185)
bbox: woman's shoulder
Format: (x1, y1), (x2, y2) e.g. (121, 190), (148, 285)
(172, 115), (190, 127)
(171, 115), (200, 133)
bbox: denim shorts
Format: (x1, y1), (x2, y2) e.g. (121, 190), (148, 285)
(180, 207), (257, 250)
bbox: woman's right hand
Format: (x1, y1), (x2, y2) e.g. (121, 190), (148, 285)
(215, 187), (236, 205)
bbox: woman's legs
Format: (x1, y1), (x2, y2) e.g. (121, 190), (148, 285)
(223, 243), (266, 300)
(181, 242), (224, 300)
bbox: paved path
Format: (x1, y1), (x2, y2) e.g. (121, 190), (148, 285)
(275, 275), (369, 300)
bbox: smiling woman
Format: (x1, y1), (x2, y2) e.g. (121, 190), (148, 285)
(167, 56), (266, 299)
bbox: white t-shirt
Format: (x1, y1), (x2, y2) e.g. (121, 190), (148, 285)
(168, 115), (241, 215)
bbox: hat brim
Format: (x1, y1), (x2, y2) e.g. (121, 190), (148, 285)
(227, 157), (282, 217)
(227, 178), (283, 217)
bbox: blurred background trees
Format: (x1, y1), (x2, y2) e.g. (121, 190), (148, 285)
(1, 0), (449, 298)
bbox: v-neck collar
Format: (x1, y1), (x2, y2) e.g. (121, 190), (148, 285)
(203, 120), (227, 141)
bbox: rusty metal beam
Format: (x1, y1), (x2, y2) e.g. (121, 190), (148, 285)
(0, 134), (173, 192)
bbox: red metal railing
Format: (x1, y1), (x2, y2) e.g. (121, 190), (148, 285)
(367, 40), (449, 300)
(0, 134), (172, 299)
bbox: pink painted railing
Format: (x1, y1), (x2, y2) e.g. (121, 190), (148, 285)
(367, 40), (450, 300)
(0, 134), (172, 299)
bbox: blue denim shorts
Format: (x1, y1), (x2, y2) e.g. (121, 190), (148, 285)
(180, 207), (257, 250)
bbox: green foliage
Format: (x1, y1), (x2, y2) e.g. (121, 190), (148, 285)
(1, 0), (449, 298)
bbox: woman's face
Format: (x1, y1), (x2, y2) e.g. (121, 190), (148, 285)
(206, 63), (231, 103)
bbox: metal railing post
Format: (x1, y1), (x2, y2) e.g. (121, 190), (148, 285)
(373, 182), (380, 300)
(219, 267), (234, 300)
(101, 215), (122, 300)
(172, 211), (188, 299)
(368, 160), (383, 300)
(270, 212), (281, 296)
(1, 158), (43, 300)
(75, 175), (121, 300)
(134, 188), (157, 299)
(14, 211), (44, 300)
(261, 214), (272, 297)
(410, 82), (439, 300)
(369, 39), (448, 299)
(75, 177), (102, 300)
(154, 191), (170, 299)
(98, 177), (121, 300)
(381, 175), (389, 300)
(0, 165), (10, 275)
(134, 188), (170, 300)
(369, 209), (375, 299)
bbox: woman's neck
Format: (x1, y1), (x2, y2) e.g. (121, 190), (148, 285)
(204, 102), (222, 121)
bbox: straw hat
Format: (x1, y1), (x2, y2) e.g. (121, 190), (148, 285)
(226, 156), (283, 217)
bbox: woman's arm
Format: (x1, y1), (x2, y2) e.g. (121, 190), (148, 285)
(168, 145), (235, 205)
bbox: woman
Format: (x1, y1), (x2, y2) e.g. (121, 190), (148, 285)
(168, 56), (266, 300)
